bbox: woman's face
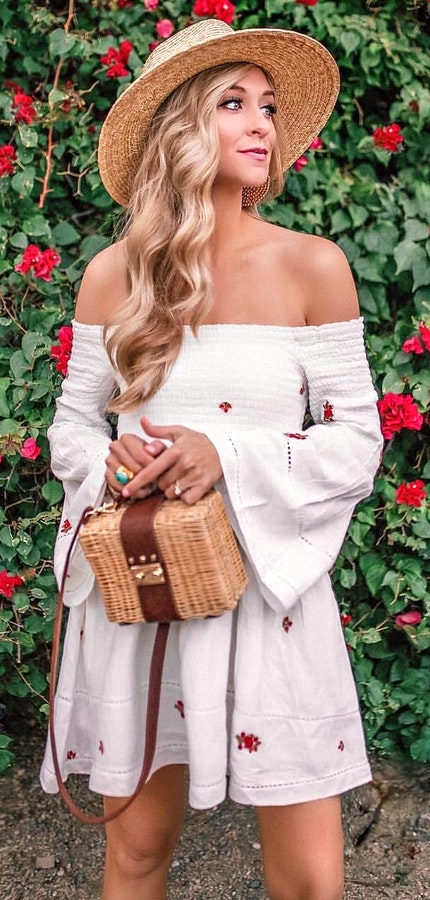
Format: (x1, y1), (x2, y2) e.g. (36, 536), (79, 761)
(214, 66), (277, 191)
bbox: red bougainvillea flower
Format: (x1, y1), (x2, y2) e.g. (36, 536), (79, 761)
(193, 0), (235, 22)
(101, 40), (133, 78)
(341, 614), (352, 628)
(118, 0), (133, 6)
(15, 244), (61, 281)
(395, 480), (426, 508)
(409, 100), (419, 114)
(12, 88), (37, 124)
(0, 144), (16, 177)
(144, 0), (159, 8)
(156, 19), (174, 38)
(377, 392), (423, 440)
(308, 136), (323, 150)
(296, 0), (318, 5)
(419, 322), (430, 351)
(372, 123), (404, 152)
(19, 437), (41, 460)
(0, 569), (24, 599)
(294, 155), (308, 172)
(193, 0), (213, 13)
(402, 334), (424, 355)
(214, 0), (236, 23)
(50, 324), (73, 376)
(395, 610), (422, 628)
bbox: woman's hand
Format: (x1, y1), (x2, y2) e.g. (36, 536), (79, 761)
(105, 432), (166, 499)
(120, 416), (223, 505)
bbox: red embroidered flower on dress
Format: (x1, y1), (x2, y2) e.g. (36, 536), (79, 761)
(284, 432), (307, 440)
(282, 616), (293, 633)
(219, 401), (232, 413)
(98, 740), (104, 754)
(396, 480), (426, 508)
(338, 740), (345, 751)
(66, 749), (76, 760)
(236, 732), (261, 753)
(322, 401), (334, 422)
(340, 614), (352, 628)
(174, 700), (185, 719)
(299, 383), (305, 395)
(61, 518), (72, 534)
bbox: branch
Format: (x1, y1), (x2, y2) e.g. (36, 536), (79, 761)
(39, 0), (75, 210)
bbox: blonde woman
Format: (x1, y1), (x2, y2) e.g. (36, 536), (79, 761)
(41, 20), (383, 900)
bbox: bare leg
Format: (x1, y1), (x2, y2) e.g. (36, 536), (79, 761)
(102, 764), (186, 900)
(256, 795), (344, 900)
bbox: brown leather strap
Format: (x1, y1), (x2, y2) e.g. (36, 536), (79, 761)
(120, 494), (177, 622)
(49, 505), (170, 825)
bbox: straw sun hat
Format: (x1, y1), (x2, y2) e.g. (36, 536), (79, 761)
(98, 19), (340, 207)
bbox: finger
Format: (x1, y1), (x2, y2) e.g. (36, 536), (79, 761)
(121, 446), (179, 497)
(144, 439), (166, 457)
(140, 416), (184, 443)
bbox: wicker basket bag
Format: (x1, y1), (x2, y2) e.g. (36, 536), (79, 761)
(78, 489), (248, 624)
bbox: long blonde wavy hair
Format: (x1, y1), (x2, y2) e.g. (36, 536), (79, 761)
(106, 62), (285, 412)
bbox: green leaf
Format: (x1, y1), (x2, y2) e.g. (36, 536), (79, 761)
(394, 240), (426, 276)
(359, 553), (388, 597)
(21, 331), (45, 363)
(21, 215), (51, 239)
(48, 88), (69, 107)
(0, 378), (10, 416)
(9, 350), (30, 380)
(49, 28), (76, 59)
(404, 218), (429, 242)
(381, 370), (408, 394)
(51, 221), (80, 246)
(10, 167), (36, 198)
(41, 480), (63, 505)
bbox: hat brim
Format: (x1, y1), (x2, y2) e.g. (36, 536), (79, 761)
(98, 27), (340, 207)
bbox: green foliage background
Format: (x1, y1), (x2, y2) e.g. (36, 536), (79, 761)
(0, 0), (429, 772)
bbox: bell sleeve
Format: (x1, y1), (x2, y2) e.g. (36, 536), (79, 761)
(203, 318), (383, 613)
(48, 320), (118, 605)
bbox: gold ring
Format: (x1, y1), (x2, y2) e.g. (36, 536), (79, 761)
(115, 465), (134, 485)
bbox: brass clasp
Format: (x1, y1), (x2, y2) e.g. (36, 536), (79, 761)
(129, 561), (166, 585)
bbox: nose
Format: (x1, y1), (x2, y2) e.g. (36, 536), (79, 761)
(246, 106), (271, 136)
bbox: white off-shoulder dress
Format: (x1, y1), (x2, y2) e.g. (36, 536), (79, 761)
(40, 317), (383, 810)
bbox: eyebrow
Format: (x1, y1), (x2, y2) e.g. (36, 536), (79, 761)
(225, 83), (275, 98)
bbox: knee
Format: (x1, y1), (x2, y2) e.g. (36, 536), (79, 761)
(266, 872), (344, 900)
(106, 819), (179, 880)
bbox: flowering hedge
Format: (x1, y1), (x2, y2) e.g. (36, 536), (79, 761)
(0, 0), (429, 773)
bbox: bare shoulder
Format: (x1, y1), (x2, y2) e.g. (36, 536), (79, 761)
(258, 221), (360, 326)
(74, 240), (129, 325)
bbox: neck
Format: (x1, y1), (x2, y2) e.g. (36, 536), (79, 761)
(211, 184), (248, 257)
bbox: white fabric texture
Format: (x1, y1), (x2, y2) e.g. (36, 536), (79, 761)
(40, 317), (383, 809)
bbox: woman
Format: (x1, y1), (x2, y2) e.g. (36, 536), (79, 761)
(41, 19), (383, 900)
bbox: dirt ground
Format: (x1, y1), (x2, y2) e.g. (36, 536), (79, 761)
(0, 724), (429, 900)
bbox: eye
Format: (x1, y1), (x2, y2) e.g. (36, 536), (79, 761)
(218, 97), (242, 111)
(261, 103), (277, 118)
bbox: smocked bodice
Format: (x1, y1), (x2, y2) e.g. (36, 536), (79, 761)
(119, 323), (310, 436)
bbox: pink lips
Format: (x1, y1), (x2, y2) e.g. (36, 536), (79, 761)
(239, 148), (268, 160)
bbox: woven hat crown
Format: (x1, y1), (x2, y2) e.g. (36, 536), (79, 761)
(143, 20), (234, 75)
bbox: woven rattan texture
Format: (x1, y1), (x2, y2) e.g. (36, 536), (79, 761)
(79, 491), (248, 624)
